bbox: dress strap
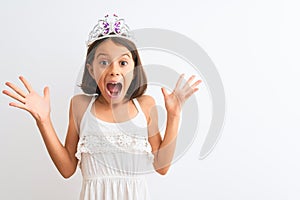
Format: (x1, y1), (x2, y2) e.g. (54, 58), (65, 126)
(132, 98), (143, 113)
(78, 95), (97, 136)
(87, 95), (97, 111)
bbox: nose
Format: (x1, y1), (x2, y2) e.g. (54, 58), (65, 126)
(109, 61), (120, 76)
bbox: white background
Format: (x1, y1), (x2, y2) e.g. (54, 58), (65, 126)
(0, 0), (299, 199)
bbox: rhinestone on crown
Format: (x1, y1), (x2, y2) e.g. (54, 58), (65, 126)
(86, 14), (131, 47)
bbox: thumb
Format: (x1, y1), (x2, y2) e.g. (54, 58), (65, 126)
(161, 87), (168, 98)
(43, 86), (50, 100)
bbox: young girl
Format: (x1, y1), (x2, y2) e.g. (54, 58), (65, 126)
(2, 15), (201, 200)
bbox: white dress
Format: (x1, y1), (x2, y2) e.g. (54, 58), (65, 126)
(75, 96), (154, 200)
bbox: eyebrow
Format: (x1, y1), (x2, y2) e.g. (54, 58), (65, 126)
(96, 53), (131, 59)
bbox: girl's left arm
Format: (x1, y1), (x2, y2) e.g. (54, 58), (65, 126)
(148, 74), (201, 175)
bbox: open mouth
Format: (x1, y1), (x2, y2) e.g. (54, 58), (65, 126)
(106, 82), (123, 98)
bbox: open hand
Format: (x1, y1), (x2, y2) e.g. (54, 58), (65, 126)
(161, 74), (201, 117)
(2, 76), (50, 122)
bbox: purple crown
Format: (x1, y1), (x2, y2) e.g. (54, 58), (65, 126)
(86, 14), (131, 47)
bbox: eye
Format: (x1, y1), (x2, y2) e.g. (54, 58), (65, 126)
(120, 61), (128, 66)
(99, 60), (109, 66)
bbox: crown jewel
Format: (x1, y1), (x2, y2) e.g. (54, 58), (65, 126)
(87, 14), (131, 47)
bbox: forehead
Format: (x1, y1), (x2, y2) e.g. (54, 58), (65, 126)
(95, 39), (132, 59)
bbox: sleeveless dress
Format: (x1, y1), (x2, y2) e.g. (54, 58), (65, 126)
(75, 96), (154, 200)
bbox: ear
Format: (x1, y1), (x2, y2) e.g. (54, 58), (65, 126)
(86, 63), (95, 79)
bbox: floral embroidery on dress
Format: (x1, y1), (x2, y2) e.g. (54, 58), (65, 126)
(75, 133), (154, 166)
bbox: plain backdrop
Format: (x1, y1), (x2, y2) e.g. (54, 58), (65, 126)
(1, 0), (299, 199)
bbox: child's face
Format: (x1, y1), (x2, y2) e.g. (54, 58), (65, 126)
(88, 39), (135, 104)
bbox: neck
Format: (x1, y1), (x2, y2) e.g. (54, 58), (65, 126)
(95, 96), (134, 123)
(96, 95), (130, 108)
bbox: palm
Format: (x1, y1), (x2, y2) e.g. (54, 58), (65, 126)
(3, 76), (50, 122)
(162, 74), (201, 116)
(22, 90), (50, 120)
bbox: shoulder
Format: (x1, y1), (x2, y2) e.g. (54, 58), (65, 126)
(71, 94), (93, 105)
(135, 95), (157, 121)
(70, 94), (94, 122)
(136, 95), (156, 108)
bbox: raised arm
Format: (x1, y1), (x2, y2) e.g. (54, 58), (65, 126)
(2, 76), (79, 178)
(147, 74), (201, 175)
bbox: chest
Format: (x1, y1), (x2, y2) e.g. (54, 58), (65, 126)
(91, 100), (138, 123)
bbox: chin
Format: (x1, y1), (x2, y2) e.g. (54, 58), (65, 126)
(105, 90), (129, 105)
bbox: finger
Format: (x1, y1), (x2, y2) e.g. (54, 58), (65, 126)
(5, 82), (27, 97)
(184, 81), (201, 98)
(175, 74), (185, 90)
(190, 80), (202, 89)
(19, 76), (34, 93)
(2, 89), (26, 104)
(9, 102), (28, 111)
(161, 87), (168, 98)
(43, 86), (50, 100)
(182, 75), (196, 90)
(185, 88), (199, 100)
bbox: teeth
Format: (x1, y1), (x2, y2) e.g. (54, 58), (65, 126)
(106, 82), (122, 97)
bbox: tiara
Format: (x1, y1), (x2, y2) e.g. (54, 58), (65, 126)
(86, 14), (131, 47)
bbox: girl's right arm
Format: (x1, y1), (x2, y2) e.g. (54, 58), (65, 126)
(2, 76), (79, 178)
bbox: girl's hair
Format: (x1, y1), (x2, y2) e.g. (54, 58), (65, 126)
(80, 37), (147, 99)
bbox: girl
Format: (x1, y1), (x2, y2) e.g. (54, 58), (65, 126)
(2, 15), (201, 200)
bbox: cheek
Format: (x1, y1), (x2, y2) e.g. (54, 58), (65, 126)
(93, 68), (106, 83)
(124, 68), (135, 82)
